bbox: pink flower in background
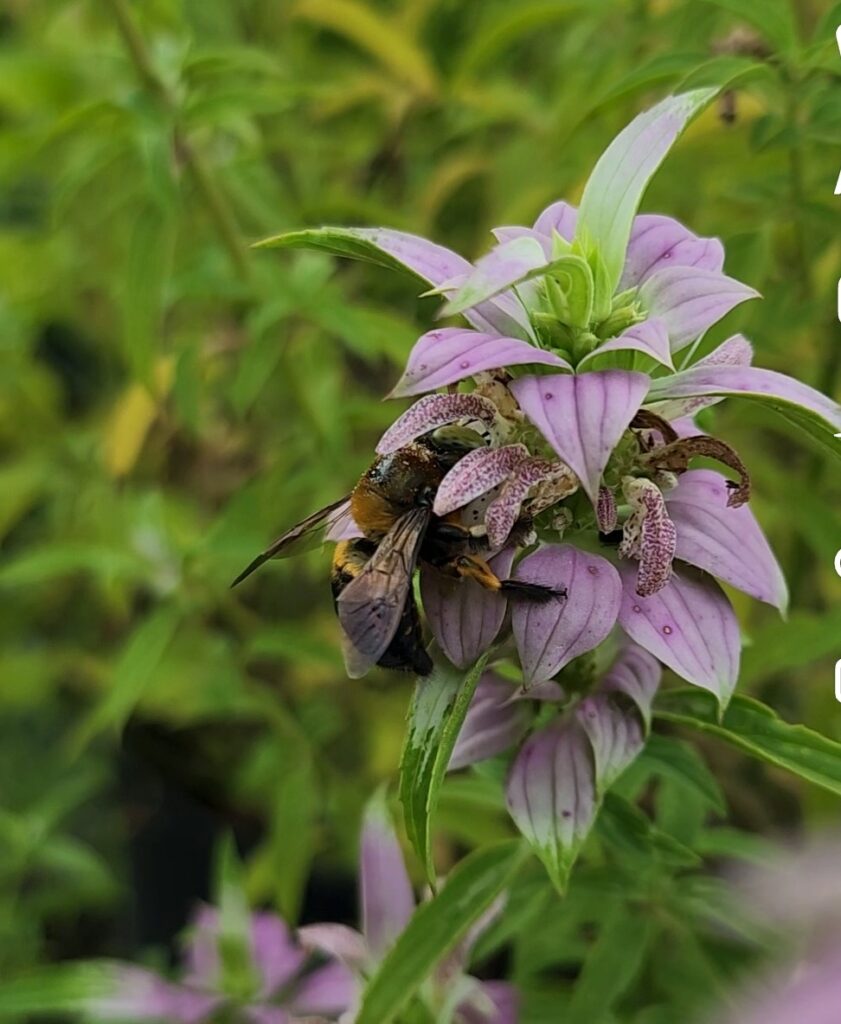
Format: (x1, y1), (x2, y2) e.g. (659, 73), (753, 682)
(302, 796), (518, 1024)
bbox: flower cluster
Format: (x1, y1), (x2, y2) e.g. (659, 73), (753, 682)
(85, 800), (512, 1024)
(265, 89), (841, 888)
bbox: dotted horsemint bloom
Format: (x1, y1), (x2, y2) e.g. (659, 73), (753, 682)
(86, 909), (355, 1023)
(258, 90), (841, 888)
(300, 795), (519, 1024)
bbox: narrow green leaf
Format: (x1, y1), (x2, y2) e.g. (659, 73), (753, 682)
(399, 653), (488, 883)
(213, 835), (259, 999)
(122, 203), (174, 385)
(597, 792), (701, 868)
(254, 227), (429, 281)
(356, 839), (526, 1024)
(72, 604), (181, 749)
(740, 608), (841, 685)
(655, 690), (841, 796)
(575, 89), (718, 297)
(566, 903), (653, 1023)
(640, 734), (726, 814)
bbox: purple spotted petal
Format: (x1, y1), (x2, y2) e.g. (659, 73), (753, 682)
(646, 334), (753, 419)
(443, 237), (548, 316)
(596, 486), (617, 533)
(448, 671), (531, 770)
(619, 478), (677, 597)
(390, 328), (571, 398)
(434, 445), (529, 516)
(666, 469), (788, 611)
(457, 980), (519, 1024)
(533, 200), (578, 242)
(297, 924), (368, 971)
(580, 318), (674, 371)
(601, 644), (661, 730)
(506, 719), (596, 892)
(359, 795), (415, 961)
(575, 692), (645, 793)
(510, 370), (650, 504)
(485, 458), (572, 548)
(618, 565), (740, 708)
(89, 967), (221, 1023)
(511, 545), (622, 686)
(420, 548), (515, 669)
(646, 364), (841, 443)
(376, 394), (499, 454)
(619, 214), (724, 290)
(638, 266), (759, 353)
(289, 960), (357, 1017)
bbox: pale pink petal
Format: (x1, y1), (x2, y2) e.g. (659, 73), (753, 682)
(390, 328), (571, 398)
(448, 671), (531, 770)
(289, 961), (358, 1017)
(533, 200), (578, 241)
(510, 370), (650, 504)
(601, 644), (661, 731)
(618, 565), (740, 708)
(420, 549), (515, 669)
(511, 545), (622, 686)
(250, 913), (307, 997)
(506, 719), (596, 892)
(645, 333), (753, 420)
(376, 394), (499, 454)
(714, 949), (841, 1024)
(646, 364), (841, 441)
(297, 924), (369, 971)
(638, 266), (759, 353)
(359, 796), (415, 961)
(433, 445), (529, 516)
(579, 318), (674, 370)
(666, 469), (788, 611)
(89, 966), (221, 1023)
(443, 237), (548, 316)
(575, 691), (645, 792)
(620, 213), (724, 290)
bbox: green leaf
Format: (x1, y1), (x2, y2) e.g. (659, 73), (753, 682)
(213, 835), (260, 999)
(640, 734), (726, 815)
(697, 0), (799, 57)
(597, 792), (701, 869)
(72, 604), (181, 749)
(566, 903), (653, 1023)
(655, 690), (841, 796)
(399, 653), (488, 883)
(292, 0), (438, 96)
(0, 962), (118, 1017)
(122, 203), (174, 386)
(740, 607), (841, 686)
(575, 89), (718, 298)
(356, 839), (526, 1024)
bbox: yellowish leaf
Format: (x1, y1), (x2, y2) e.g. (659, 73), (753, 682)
(103, 358), (174, 478)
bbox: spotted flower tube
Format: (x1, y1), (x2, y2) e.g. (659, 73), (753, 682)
(259, 89), (841, 888)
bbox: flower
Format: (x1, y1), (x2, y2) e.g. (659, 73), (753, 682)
(87, 909), (355, 1023)
(260, 90), (840, 707)
(447, 643), (660, 891)
(300, 795), (518, 1024)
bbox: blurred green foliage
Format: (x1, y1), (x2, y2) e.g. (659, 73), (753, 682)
(0, 0), (839, 1020)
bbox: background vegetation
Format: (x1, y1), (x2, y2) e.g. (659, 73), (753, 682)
(0, 0), (839, 1020)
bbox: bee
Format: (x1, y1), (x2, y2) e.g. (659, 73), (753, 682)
(232, 434), (564, 677)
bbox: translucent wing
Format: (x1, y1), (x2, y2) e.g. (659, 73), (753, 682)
(337, 506), (431, 675)
(231, 494), (351, 587)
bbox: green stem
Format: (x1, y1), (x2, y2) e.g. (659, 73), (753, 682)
(104, 0), (250, 281)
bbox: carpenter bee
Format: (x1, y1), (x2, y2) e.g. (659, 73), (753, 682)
(232, 434), (563, 677)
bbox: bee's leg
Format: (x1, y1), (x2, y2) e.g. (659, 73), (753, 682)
(453, 555), (565, 602)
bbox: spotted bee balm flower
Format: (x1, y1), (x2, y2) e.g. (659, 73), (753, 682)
(259, 89), (841, 888)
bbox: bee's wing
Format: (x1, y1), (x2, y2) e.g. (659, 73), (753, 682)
(231, 494), (352, 587)
(337, 506), (431, 675)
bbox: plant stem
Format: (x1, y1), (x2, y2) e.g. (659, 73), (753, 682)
(104, 0), (251, 281)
